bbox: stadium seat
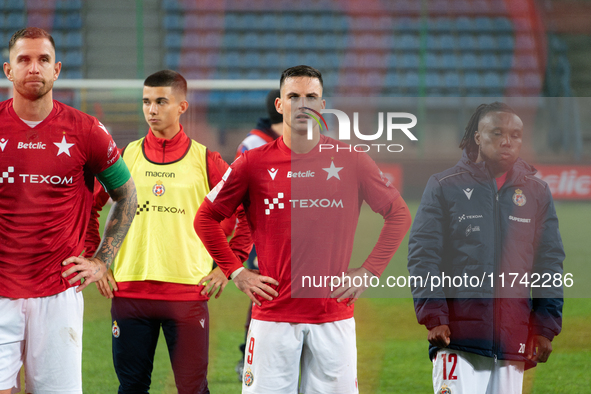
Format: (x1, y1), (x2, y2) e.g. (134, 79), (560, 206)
(6, 13), (26, 29)
(401, 72), (419, 90)
(477, 35), (497, 51)
(163, 14), (182, 30)
(242, 52), (260, 69)
(241, 32), (259, 49)
(400, 53), (420, 69)
(5, 0), (24, 11)
(480, 53), (501, 70)
(385, 72), (401, 87)
(165, 52), (181, 69)
(165, 33), (182, 49)
(439, 34), (457, 51)
(429, 17), (453, 33)
(497, 35), (514, 52)
(223, 33), (241, 49)
(398, 34), (419, 50)
(523, 72), (542, 90)
(426, 53), (440, 70)
(217, 52), (240, 68)
(463, 72), (482, 89)
(426, 72), (443, 90)
(514, 54), (538, 70)
(459, 53), (479, 70)
(65, 51), (83, 67)
(441, 53), (459, 70)
(443, 72), (461, 90)
(455, 17), (474, 33)
(493, 17), (513, 33)
(458, 35), (477, 51)
(260, 14), (278, 30)
(474, 17), (494, 33)
(394, 17), (419, 33)
(65, 31), (83, 48)
(483, 71), (502, 90)
(365, 71), (383, 88)
(161, 0), (182, 12)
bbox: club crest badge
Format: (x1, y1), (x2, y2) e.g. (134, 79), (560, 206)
(512, 188), (526, 206)
(112, 321), (120, 338)
(153, 180), (165, 197)
(244, 367), (254, 387)
(439, 384), (452, 394)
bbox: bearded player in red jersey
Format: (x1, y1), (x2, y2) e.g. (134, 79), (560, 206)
(0, 28), (137, 393)
(195, 65), (412, 393)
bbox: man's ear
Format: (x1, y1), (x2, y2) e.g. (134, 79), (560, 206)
(179, 100), (189, 114)
(474, 130), (481, 145)
(275, 97), (283, 114)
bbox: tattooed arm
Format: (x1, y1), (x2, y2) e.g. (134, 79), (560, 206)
(61, 177), (137, 292)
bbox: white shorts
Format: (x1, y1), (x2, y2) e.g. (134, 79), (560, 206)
(242, 318), (358, 394)
(433, 349), (524, 394)
(0, 287), (84, 394)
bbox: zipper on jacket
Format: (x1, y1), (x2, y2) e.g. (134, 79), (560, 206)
(492, 187), (501, 363)
(162, 140), (166, 162)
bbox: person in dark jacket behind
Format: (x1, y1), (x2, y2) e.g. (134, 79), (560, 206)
(408, 102), (564, 394)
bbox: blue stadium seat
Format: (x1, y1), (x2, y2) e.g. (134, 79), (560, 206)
(460, 53), (479, 70)
(463, 72), (482, 89)
(443, 72), (461, 90)
(429, 17), (453, 33)
(244, 69), (263, 80)
(478, 35), (497, 51)
(455, 17), (474, 33)
(224, 14), (239, 30)
(426, 53), (440, 69)
(301, 14), (319, 30)
(474, 17), (494, 33)
(260, 52), (281, 69)
(426, 72), (443, 89)
(480, 53), (501, 70)
(426, 35), (439, 51)
(281, 33), (298, 49)
(483, 71), (502, 90)
(242, 52), (260, 69)
(65, 51), (83, 67)
(51, 32), (64, 48)
(241, 32), (259, 49)
(441, 53), (458, 70)
(165, 52), (180, 69)
(499, 54), (513, 69)
(497, 35), (514, 52)
(458, 35), (477, 51)
(402, 72), (419, 90)
(394, 17), (419, 33)
(161, 0), (182, 11)
(56, 0), (82, 11)
(218, 52), (240, 68)
(493, 17), (513, 33)
(439, 34), (457, 51)
(66, 13), (82, 29)
(6, 13), (26, 29)
(260, 14), (278, 30)
(165, 33), (182, 49)
(62, 69), (82, 79)
(163, 14), (182, 30)
(385, 72), (401, 87)
(5, 0), (25, 11)
(65, 31), (82, 48)
(323, 53), (341, 68)
(398, 34), (419, 50)
(400, 53), (419, 69)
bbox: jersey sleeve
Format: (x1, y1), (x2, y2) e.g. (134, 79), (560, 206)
(205, 153), (250, 219)
(358, 152), (400, 211)
(86, 119), (131, 190)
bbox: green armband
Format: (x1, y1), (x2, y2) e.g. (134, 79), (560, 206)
(96, 157), (131, 191)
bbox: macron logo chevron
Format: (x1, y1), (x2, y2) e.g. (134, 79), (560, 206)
(463, 188), (474, 200)
(0, 138), (7, 152)
(268, 168), (278, 180)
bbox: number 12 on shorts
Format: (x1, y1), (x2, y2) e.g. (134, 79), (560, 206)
(247, 337), (255, 364)
(442, 353), (458, 380)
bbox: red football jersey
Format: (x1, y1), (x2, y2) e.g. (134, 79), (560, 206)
(0, 99), (121, 298)
(205, 135), (399, 323)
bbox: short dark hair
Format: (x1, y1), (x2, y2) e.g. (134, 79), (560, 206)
(144, 69), (187, 98)
(266, 89), (282, 124)
(9, 27), (55, 52)
(279, 65), (323, 91)
(459, 102), (518, 161)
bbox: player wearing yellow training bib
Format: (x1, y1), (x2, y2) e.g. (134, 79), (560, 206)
(87, 70), (251, 394)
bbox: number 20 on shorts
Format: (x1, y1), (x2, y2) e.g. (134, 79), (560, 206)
(247, 337), (255, 364)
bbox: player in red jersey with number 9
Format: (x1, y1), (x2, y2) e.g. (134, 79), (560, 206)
(195, 65), (412, 393)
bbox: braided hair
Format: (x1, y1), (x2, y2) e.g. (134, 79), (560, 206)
(459, 102), (517, 161)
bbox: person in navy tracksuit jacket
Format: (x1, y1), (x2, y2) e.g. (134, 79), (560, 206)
(408, 102), (564, 394)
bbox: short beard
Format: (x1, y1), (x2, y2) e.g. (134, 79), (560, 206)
(15, 80), (53, 101)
